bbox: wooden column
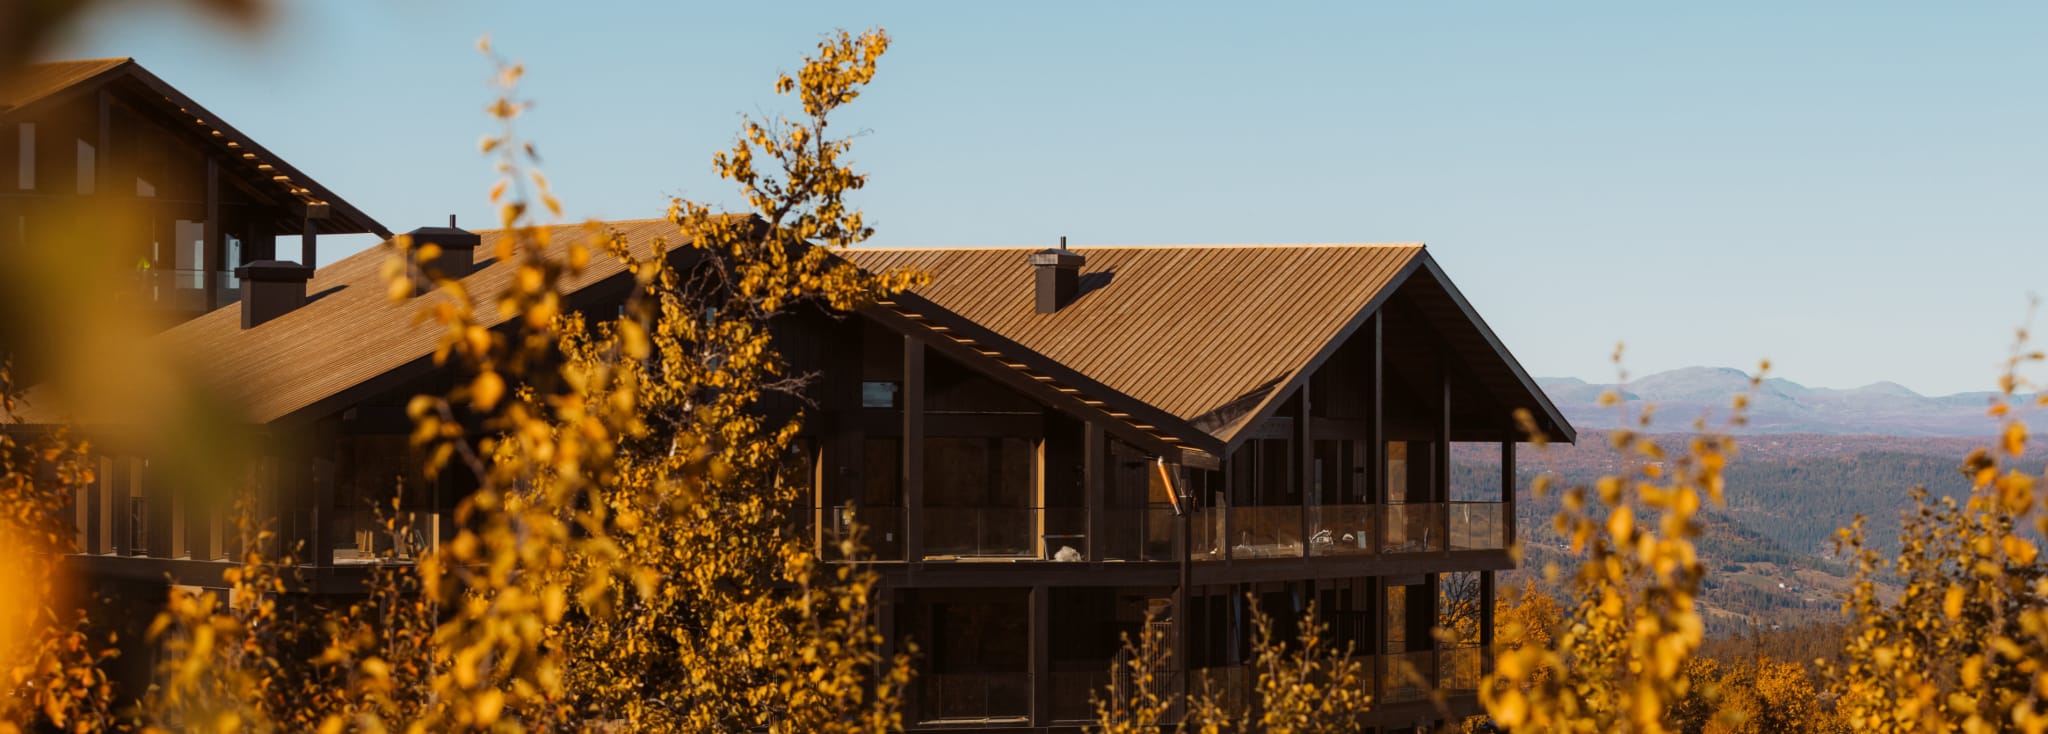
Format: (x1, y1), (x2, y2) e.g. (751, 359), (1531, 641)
(1370, 577), (1386, 702)
(92, 457), (111, 554)
(1220, 455), (1234, 563)
(1298, 384), (1313, 558)
(1084, 421), (1105, 562)
(1438, 370), (1452, 553)
(1369, 314), (1384, 505)
(1422, 574), (1442, 688)
(1368, 314), (1385, 555)
(203, 158), (219, 309)
(1177, 507), (1193, 703)
(1502, 439), (1517, 549)
(170, 489), (188, 559)
(1480, 570), (1497, 675)
(301, 216), (317, 269)
(109, 459), (130, 555)
(1030, 585), (1051, 725)
(902, 337), (925, 563)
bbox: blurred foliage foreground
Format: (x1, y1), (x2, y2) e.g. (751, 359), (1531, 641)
(2, 18), (2047, 734)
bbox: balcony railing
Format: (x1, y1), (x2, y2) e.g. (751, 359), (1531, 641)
(920, 671), (1031, 723)
(1195, 502), (1508, 561)
(818, 501), (1507, 563)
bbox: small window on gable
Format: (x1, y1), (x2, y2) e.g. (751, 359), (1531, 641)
(16, 123), (34, 190)
(861, 381), (899, 409)
(75, 139), (95, 194)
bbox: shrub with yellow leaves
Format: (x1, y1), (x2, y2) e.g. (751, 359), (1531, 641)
(1480, 349), (1762, 734)
(1095, 602), (1371, 734)
(0, 361), (117, 733)
(330, 28), (918, 732)
(1826, 318), (2048, 733)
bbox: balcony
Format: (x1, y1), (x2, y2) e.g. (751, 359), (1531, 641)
(818, 505), (1179, 562)
(1193, 502), (1508, 561)
(919, 671), (1032, 723)
(820, 502), (1504, 563)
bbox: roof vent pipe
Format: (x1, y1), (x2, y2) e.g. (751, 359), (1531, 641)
(1028, 236), (1085, 314)
(407, 214), (481, 295)
(235, 260), (315, 329)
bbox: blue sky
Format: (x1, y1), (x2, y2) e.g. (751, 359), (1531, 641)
(52, 2), (2048, 396)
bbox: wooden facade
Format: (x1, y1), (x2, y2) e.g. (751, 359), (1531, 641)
(13, 59), (1575, 734)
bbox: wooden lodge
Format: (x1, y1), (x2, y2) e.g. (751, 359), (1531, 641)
(2, 59), (1575, 733)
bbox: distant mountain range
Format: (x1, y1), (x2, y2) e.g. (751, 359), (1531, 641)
(1538, 367), (2033, 437)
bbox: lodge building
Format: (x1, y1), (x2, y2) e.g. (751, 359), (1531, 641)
(3, 59), (1574, 733)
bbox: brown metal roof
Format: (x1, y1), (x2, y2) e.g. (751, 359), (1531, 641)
(24, 224), (1572, 448)
(842, 245), (1425, 445)
(48, 218), (680, 426)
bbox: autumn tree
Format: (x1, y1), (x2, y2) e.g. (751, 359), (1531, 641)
(300, 28), (920, 732)
(1480, 351), (1760, 733)
(1826, 322), (2048, 732)
(0, 363), (116, 733)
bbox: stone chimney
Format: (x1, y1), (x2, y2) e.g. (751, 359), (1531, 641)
(1028, 236), (1085, 314)
(407, 215), (481, 294)
(235, 261), (314, 329)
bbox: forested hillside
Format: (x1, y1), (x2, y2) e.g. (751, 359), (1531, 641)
(1454, 432), (1982, 635)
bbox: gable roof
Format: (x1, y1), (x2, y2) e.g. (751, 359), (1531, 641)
(143, 219), (681, 426)
(841, 244), (1575, 449)
(0, 58), (128, 112)
(23, 221), (1571, 452)
(0, 57), (387, 238)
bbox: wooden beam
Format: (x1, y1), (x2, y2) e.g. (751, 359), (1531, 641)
(1030, 585), (1051, 725)
(1298, 384), (1313, 558)
(203, 157), (219, 308)
(1370, 314), (1384, 506)
(903, 337), (925, 563)
(1480, 570), (1496, 675)
(1502, 439), (1517, 549)
(1084, 421), (1105, 563)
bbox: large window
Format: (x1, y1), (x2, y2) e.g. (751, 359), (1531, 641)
(924, 437), (1033, 557)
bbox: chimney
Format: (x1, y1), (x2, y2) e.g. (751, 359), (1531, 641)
(407, 215), (481, 294)
(235, 260), (314, 329)
(1028, 236), (1085, 313)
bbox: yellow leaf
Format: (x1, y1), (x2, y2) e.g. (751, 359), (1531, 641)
(472, 371), (505, 410)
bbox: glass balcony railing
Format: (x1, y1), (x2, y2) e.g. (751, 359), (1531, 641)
(1101, 505), (1180, 562)
(1197, 502), (1507, 561)
(1226, 505), (1305, 559)
(819, 506), (907, 561)
(1379, 503), (1445, 554)
(815, 502), (1507, 563)
(1308, 504), (1375, 556)
(924, 507), (1039, 558)
(1439, 645), (1484, 693)
(1382, 651), (1437, 703)
(1448, 501), (1507, 550)
(919, 671), (1032, 722)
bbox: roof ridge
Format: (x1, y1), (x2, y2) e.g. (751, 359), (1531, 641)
(848, 242), (1426, 251)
